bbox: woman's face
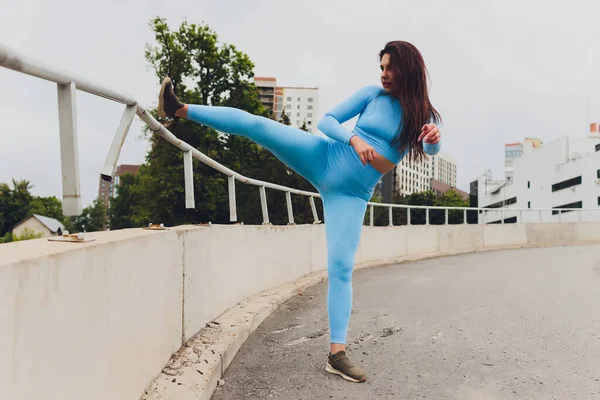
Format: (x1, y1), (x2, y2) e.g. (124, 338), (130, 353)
(380, 53), (395, 93)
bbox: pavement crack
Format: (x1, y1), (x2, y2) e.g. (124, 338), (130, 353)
(381, 327), (403, 338)
(284, 329), (327, 347)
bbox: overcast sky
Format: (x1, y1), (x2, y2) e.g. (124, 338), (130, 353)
(1, 0), (599, 207)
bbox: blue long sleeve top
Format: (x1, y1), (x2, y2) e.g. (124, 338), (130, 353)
(317, 85), (441, 164)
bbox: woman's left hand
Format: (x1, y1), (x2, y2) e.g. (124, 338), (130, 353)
(418, 123), (441, 145)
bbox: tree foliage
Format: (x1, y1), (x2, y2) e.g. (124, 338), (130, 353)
(109, 17), (322, 228)
(0, 179), (76, 243)
(71, 200), (107, 233)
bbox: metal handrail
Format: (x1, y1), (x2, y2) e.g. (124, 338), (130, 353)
(2, 42), (599, 227)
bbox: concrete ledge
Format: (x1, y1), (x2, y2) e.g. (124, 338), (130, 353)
(142, 223), (600, 400)
(141, 271), (327, 400)
(2, 222), (600, 400)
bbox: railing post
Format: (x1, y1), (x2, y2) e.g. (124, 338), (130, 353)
(579, 210), (582, 222)
(425, 208), (430, 225)
(559, 209), (562, 222)
(501, 208), (505, 224)
(519, 210), (523, 223)
(407, 207), (411, 226)
(228, 176), (237, 222)
(444, 208), (448, 225)
(463, 209), (467, 224)
(259, 186), (269, 224)
(539, 209), (542, 223)
(370, 204), (374, 227)
(388, 207), (393, 226)
(286, 191), (294, 225)
(183, 150), (195, 209)
(309, 196), (320, 224)
(57, 81), (82, 216)
(100, 104), (136, 181)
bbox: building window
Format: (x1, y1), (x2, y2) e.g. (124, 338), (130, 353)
(308, 121), (312, 125)
(551, 176), (582, 192)
(286, 97), (291, 101)
(307, 113), (313, 117)
(528, 201), (531, 209)
(484, 196), (517, 209)
(297, 97), (301, 101)
(527, 181), (530, 189)
(297, 113), (300, 117)
(308, 98), (314, 102)
(308, 106), (313, 110)
(297, 105), (300, 109)
(286, 105), (291, 109)
(552, 201), (582, 215)
(597, 169), (600, 179)
(596, 143), (600, 152)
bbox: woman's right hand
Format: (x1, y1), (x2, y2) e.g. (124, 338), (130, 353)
(350, 135), (377, 165)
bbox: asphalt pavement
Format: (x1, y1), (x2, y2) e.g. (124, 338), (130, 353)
(211, 245), (600, 400)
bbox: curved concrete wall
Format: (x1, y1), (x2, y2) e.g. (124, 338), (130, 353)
(1, 223), (599, 400)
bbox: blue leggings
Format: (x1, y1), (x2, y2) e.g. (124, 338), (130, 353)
(187, 105), (382, 344)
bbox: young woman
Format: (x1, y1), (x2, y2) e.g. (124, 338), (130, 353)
(158, 40), (442, 383)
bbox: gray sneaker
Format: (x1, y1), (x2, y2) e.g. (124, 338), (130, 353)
(157, 77), (184, 118)
(325, 350), (367, 383)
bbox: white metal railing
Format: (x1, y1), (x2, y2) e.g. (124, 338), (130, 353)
(2, 42), (600, 227)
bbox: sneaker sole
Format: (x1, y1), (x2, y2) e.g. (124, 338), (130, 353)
(157, 76), (170, 118)
(325, 363), (366, 383)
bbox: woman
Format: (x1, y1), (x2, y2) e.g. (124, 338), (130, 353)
(157, 40), (442, 383)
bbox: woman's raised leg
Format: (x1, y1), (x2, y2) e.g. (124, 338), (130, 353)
(158, 77), (327, 186)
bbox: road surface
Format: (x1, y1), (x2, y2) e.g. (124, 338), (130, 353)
(211, 246), (600, 400)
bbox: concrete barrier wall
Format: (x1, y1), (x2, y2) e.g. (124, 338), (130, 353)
(1, 222), (599, 400)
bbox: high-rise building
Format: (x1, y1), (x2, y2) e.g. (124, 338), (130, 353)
(393, 152), (457, 196)
(395, 156), (432, 196)
(254, 77), (319, 133)
(431, 153), (457, 188)
(254, 77), (277, 115)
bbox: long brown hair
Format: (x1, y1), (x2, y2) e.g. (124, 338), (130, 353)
(379, 41), (441, 162)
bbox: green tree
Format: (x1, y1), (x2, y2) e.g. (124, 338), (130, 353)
(435, 189), (468, 224)
(279, 109), (291, 126)
(127, 17), (322, 227)
(12, 228), (44, 242)
(109, 173), (150, 229)
(29, 196), (64, 221)
(71, 200), (106, 232)
(299, 120), (309, 132)
(0, 179), (33, 237)
(0, 232), (13, 243)
(0, 179), (78, 240)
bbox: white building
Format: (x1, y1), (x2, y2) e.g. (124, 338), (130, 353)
(392, 152), (457, 196)
(504, 138), (543, 182)
(395, 156), (432, 196)
(279, 87), (319, 133)
(472, 135), (600, 223)
(254, 77), (319, 133)
(504, 142), (523, 183)
(431, 153), (457, 188)
(12, 214), (65, 238)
